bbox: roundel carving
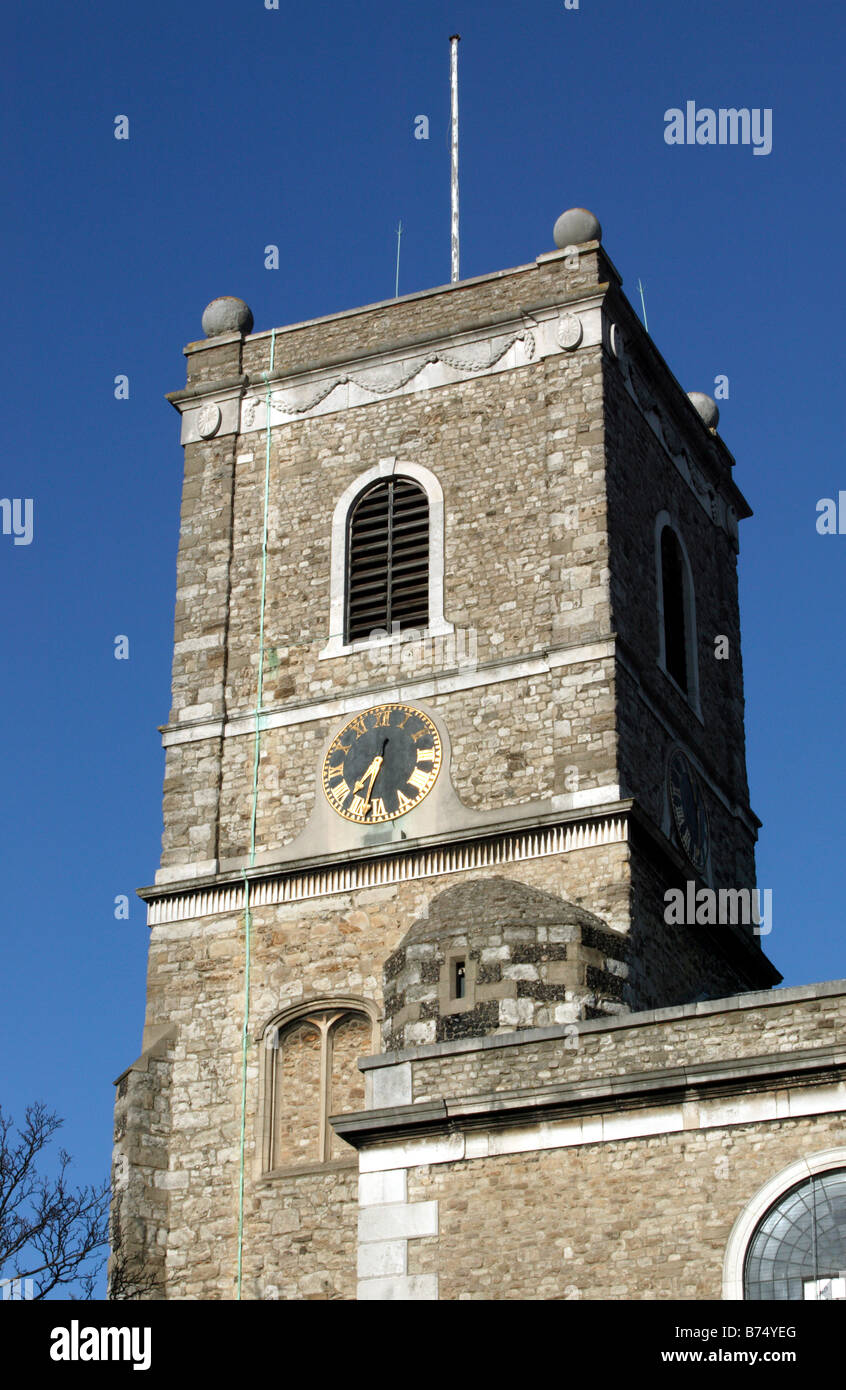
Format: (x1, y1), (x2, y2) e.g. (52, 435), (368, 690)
(196, 403), (222, 438)
(557, 313), (583, 350)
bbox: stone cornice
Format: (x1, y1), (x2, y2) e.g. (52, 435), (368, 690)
(175, 295), (606, 445)
(139, 802), (632, 920)
(333, 1040), (846, 1149)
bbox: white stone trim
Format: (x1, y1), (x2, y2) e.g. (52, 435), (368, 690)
(357, 1174), (439, 1301)
(162, 638), (617, 746)
(146, 814), (629, 925)
(721, 1147), (846, 1301)
(230, 303), (603, 446)
(319, 458), (453, 661)
(357, 1084), (846, 1175)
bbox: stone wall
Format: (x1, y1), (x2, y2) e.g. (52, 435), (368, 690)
(137, 854), (628, 1298)
(348, 984), (846, 1300)
(603, 295), (758, 900)
(404, 1114), (846, 1300)
(108, 1027), (175, 1298)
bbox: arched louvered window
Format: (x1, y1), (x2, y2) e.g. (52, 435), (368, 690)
(660, 525), (690, 693)
(345, 478), (429, 642)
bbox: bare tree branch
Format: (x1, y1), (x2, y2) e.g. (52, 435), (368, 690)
(0, 1103), (109, 1300)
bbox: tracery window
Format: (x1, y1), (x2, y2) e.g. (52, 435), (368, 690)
(263, 1002), (376, 1171)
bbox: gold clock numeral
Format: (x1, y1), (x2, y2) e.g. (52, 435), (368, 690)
(407, 766), (430, 791)
(397, 711), (414, 729)
(348, 795), (369, 818)
(411, 729), (428, 743)
(416, 749), (434, 765)
(327, 762), (345, 780)
(346, 713), (370, 738)
(374, 708), (392, 727)
(395, 789), (414, 814)
(371, 797), (387, 819)
(334, 779), (351, 802)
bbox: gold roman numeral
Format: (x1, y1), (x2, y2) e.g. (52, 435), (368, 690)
(349, 795), (369, 818)
(334, 779), (351, 802)
(374, 707), (392, 727)
(395, 789), (414, 814)
(347, 713), (370, 738)
(371, 797), (387, 819)
(407, 767), (429, 791)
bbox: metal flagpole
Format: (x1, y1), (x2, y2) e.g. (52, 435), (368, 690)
(450, 35), (460, 283)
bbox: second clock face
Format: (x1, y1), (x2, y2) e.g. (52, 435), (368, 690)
(322, 704), (442, 824)
(667, 748), (710, 875)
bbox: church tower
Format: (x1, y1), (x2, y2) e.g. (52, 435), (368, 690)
(110, 208), (780, 1300)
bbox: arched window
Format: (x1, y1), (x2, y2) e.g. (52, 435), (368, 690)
(319, 458), (453, 660)
(744, 1169), (846, 1300)
(661, 527), (688, 690)
(723, 1150), (846, 1300)
(654, 512), (700, 714)
(346, 477), (429, 642)
(261, 1001), (377, 1171)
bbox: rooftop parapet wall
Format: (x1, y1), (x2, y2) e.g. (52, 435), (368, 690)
(182, 245), (613, 390)
(355, 980), (846, 1113)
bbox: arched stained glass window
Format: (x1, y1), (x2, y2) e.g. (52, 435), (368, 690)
(744, 1169), (846, 1300)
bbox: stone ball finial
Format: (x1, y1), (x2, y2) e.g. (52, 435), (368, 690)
(553, 208), (602, 249)
(201, 297), (254, 338)
(687, 391), (720, 430)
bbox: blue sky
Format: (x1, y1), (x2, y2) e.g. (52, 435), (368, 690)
(2, 0), (844, 1294)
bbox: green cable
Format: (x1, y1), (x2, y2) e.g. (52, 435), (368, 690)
(236, 328), (276, 1300)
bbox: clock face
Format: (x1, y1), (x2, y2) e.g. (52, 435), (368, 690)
(667, 748), (710, 875)
(322, 704), (442, 824)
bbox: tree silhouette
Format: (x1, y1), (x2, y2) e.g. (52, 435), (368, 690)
(0, 1103), (108, 1299)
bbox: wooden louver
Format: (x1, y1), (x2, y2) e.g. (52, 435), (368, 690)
(345, 479), (429, 642)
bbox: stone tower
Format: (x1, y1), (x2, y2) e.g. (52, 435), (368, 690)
(109, 208), (779, 1300)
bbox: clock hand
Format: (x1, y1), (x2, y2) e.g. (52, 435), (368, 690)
(352, 756), (382, 796)
(362, 756), (384, 811)
(355, 740), (391, 811)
